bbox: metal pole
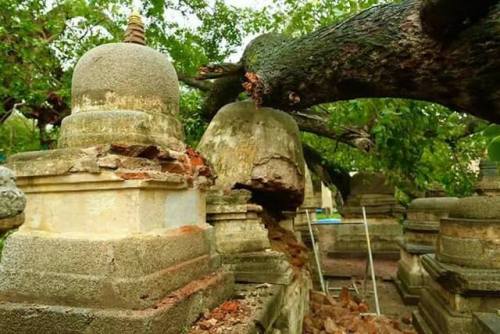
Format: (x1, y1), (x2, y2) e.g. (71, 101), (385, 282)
(306, 209), (326, 293)
(362, 206), (381, 316)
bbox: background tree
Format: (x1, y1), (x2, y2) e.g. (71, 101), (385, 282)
(0, 0), (492, 198)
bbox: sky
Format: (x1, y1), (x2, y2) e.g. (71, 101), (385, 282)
(130, 0), (274, 61)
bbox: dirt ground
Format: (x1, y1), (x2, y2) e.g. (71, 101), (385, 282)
(326, 278), (416, 323)
(320, 255), (417, 331)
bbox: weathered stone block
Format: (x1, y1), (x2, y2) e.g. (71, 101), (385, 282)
(0, 167), (25, 220)
(197, 101), (305, 210)
(0, 271), (233, 334)
(472, 313), (500, 334)
(222, 251), (294, 285)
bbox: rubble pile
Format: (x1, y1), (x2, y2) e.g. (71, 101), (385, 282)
(304, 289), (416, 334)
(189, 300), (250, 334)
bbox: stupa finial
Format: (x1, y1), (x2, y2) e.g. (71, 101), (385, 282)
(124, 9), (146, 45)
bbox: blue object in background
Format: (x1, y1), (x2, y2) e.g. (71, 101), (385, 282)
(316, 218), (341, 224)
(0, 153), (5, 164)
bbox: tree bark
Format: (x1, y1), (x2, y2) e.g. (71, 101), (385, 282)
(237, 0), (500, 123)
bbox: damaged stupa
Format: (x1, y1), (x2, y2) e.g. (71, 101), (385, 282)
(198, 100), (306, 211)
(0, 12), (232, 334)
(197, 101), (312, 333)
(197, 101), (305, 284)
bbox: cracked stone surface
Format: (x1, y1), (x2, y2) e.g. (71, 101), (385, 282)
(0, 166), (26, 220)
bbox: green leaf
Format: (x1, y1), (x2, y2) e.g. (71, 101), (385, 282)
(483, 124), (500, 139)
(487, 136), (500, 161)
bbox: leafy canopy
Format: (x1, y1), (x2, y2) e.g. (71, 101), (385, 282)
(0, 0), (491, 196)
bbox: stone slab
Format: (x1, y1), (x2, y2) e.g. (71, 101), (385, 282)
(0, 226), (218, 309)
(8, 171), (203, 235)
(213, 220), (270, 254)
(413, 288), (473, 334)
(472, 312), (500, 334)
(222, 251), (293, 285)
(422, 254), (500, 294)
(0, 271), (233, 334)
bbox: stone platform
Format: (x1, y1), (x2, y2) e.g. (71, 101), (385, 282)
(0, 271), (232, 334)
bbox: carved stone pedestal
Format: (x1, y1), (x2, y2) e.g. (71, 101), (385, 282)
(395, 197), (458, 304)
(206, 189), (293, 284)
(413, 196), (500, 334)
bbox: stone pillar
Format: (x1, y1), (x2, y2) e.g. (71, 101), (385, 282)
(395, 197), (458, 304)
(0, 167), (26, 234)
(0, 16), (232, 334)
(476, 159), (500, 196)
(293, 167), (320, 245)
(413, 196), (500, 334)
(332, 172), (404, 257)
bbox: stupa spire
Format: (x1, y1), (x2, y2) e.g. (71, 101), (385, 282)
(124, 9), (146, 45)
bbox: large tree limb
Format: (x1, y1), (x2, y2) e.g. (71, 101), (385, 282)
(237, 0), (500, 123)
(420, 0), (499, 39)
(292, 112), (374, 152)
(178, 73), (375, 149)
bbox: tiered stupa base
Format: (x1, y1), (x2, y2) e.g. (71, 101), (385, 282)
(413, 196), (500, 334)
(413, 255), (500, 334)
(395, 197), (458, 304)
(335, 173), (405, 259)
(0, 271), (232, 334)
(206, 189), (293, 284)
(0, 148), (233, 334)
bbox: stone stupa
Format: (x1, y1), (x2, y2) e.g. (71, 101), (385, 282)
(395, 196), (458, 304)
(0, 12), (232, 334)
(413, 196), (500, 334)
(333, 172), (405, 257)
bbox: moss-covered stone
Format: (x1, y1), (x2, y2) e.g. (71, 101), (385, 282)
(198, 101), (305, 210)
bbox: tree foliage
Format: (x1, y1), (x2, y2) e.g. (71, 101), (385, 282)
(0, 0), (492, 197)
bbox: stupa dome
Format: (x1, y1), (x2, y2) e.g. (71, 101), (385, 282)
(59, 11), (184, 150)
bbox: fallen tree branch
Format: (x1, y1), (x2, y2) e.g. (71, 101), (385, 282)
(196, 62), (243, 80)
(420, 0), (500, 39)
(178, 73), (213, 91)
(237, 0), (500, 123)
(292, 112), (374, 152)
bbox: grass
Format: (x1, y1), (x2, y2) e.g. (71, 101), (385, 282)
(316, 211), (341, 220)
